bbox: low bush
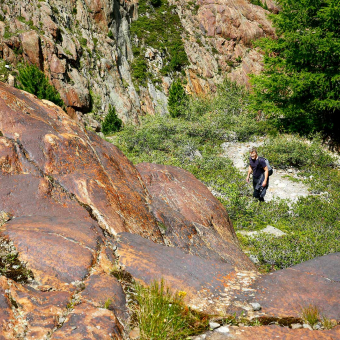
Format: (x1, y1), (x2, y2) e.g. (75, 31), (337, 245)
(134, 279), (208, 339)
(114, 79), (340, 272)
(257, 134), (336, 168)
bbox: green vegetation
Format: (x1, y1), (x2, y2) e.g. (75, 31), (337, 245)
(102, 105), (122, 135)
(257, 134), (336, 168)
(168, 80), (188, 118)
(0, 239), (34, 283)
(301, 304), (320, 327)
(134, 279), (208, 340)
(114, 78), (340, 271)
(249, 0), (268, 10)
(16, 64), (64, 107)
(130, 0), (188, 86)
(251, 0), (340, 145)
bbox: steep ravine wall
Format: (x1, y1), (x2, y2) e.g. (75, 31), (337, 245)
(0, 0), (276, 129)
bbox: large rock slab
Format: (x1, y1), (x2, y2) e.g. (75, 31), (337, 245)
(0, 216), (104, 290)
(137, 163), (254, 270)
(226, 253), (340, 321)
(50, 303), (123, 340)
(0, 82), (162, 241)
(115, 232), (259, 314)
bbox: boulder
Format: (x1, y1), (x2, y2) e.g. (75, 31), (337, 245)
(20, 31), (43, 68)
(137, 163), (254, 270)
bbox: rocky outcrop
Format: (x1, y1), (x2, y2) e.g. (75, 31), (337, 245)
(0, 86), (339, 338)
(136, 162), (253, 268)
(173, 0), (276, 93)
(0, 84), (255, 338)
(0, 0), (277, 128)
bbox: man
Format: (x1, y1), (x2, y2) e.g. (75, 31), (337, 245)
(246, 147), (269, 202)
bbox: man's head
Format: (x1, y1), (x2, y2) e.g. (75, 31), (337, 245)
(250, 147), (258, 160)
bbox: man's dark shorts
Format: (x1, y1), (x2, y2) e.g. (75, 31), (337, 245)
(253, 176), (265, 202)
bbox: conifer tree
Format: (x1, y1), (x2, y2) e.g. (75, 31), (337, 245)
(16, 64), (64, 107)
(102, 105), (122, 135)
(168, 80), (188, 118)
(251, 0), (340, 143)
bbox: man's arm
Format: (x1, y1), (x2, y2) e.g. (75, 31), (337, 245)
(246, 165), (252, 183)
(262, 166), (269, 187)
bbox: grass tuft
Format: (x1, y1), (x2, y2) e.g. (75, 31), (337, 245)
(301, 304), (319, 327)
(133, 279), (209, 340)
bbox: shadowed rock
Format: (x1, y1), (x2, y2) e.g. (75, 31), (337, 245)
(137, 163), (254, 270)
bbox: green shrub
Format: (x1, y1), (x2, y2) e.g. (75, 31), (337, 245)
(168, 80), (188, 118)
(130, 0), (188, 81)
(257, 134), (336, 168)
(114, 79), (340, 272)
(102, 105), (122, 135)
(301, 304), (320, 327)
(131, 57), (148, 85)
(134, 279), (208, 340)
(151, 0), (162, 7)
(80, 37), (87, 47)
(16, 64), (64, 107)
(107, 30), (114, 39)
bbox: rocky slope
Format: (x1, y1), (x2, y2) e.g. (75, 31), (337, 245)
(0, 0), (276, 129)
(0, 83), (339, 339)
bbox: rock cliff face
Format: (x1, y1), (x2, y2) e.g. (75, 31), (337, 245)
(0, 84), (339, 340)
(0, 0), (276, 128)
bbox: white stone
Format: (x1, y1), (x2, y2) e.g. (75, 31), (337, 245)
(250, 302), (261, 311)
(291, 323), (302, 329)
(215, 326), (230, 333)
(209, 322), (220, 330)
(261, 225), (286, 237)
(303, 324), (313, 330)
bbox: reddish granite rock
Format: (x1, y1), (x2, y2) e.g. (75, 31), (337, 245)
(81, 272), (129, 323)
(137, 163), (254, 269)
(251, 253), (340, 320)
(225, 253), (340, 321)
(115, 232), (259, 314)
(8, 282), (71, 339)
(50, 303), (123, 340)
(207, 325), (340, 339)
(0, 216), (103, 290)
(20, 31), (42, 68)
(0, 277), (15, 339)
(0, 82), (162, 242)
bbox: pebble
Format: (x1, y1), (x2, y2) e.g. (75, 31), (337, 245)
(250, 302), (261, 311)
(303, 324), (313, 330)
(215, 326), (230, 333)
(250, 255), (259, 264)
(209, 321), (220, 330)
(291, 323), (302, 329)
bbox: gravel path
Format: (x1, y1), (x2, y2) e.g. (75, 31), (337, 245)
(221, 141), (310, 202)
